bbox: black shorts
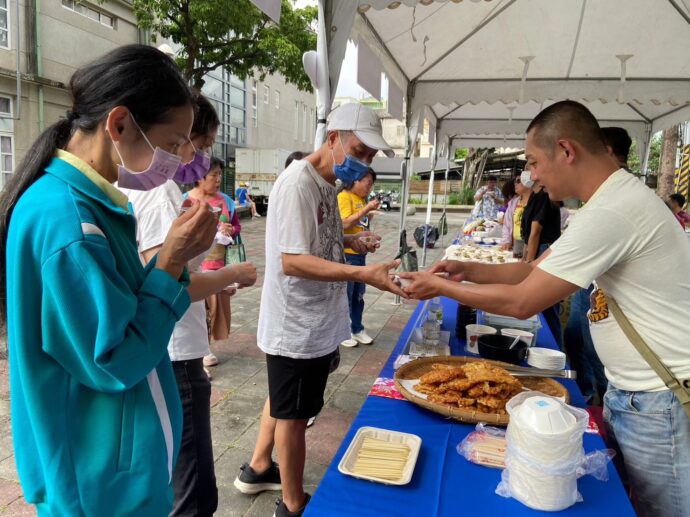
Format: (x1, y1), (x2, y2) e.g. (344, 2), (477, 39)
(266, 349), (340, 420)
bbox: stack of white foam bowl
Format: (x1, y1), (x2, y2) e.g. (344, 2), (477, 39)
(527, 347), (566, 369)
(497, 392), (589, 511)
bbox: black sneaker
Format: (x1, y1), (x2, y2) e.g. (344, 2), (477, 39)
(274, 493), (311, 517)
(233, 462), (282, 494)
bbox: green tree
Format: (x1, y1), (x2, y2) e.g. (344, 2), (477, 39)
(629, 133), (662, 174)
(132, 0), (317, 89)
(454, 148), (469, 161)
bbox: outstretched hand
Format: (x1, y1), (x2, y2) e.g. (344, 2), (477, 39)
(428, 259), (467, 282)
(359, 260), (408, 298)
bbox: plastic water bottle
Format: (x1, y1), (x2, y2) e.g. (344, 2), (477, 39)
(429, 298), (443, 324)
(423, 311), (441, 345)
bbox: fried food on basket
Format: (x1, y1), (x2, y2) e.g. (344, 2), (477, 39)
(419, 367), (465, 385)
(462, 362), (521, 387)
(456, 397), (477, 408)
(477, 396), (510, 409)
(414, 383), (437, 395)
(428, 392), (461, 405)
(431, 364), (455, 371)
(415, 361), (523, 414)
(437, 378), (478, 393)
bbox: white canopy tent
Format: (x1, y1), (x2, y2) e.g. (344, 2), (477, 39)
(307, 0), (690, 270)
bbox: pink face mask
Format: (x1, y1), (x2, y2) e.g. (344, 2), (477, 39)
(113, 115), (183, 191)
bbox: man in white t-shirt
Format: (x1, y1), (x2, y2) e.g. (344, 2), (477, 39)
(400, 101), (690, 517)
(233, 103), (404, 517)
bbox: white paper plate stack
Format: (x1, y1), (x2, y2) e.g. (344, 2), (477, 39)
(527, 348), (566, 370)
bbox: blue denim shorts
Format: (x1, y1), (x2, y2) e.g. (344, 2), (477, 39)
(604, 387), (690, 517)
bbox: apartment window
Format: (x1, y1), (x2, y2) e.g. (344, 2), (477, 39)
(294, 100), (299, 137)
(0, 95), (13, 188)
(274, 90), (280, 109)
(302, 104), (307, 142)
(251, 80), (258, 128)
(0, 0), (9, 49)
(230, 108), (244, 126)
(263, 85), (269, 104)
(230, 86), (244, 107)
(62, 0), (116, 28)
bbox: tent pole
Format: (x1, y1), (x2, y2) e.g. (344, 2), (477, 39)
(440, 139), (452, 247)
(422, 128), (438, 267)
(394, 85), (416, 305)
(313, 1), (331, 149)
(393, 156), (409, 306)
(641, 124), (653, 179)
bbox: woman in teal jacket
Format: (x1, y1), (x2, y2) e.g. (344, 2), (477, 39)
(0, 45), (219, 516)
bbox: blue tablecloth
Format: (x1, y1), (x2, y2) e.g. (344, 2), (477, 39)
(305, 298), (634, 516)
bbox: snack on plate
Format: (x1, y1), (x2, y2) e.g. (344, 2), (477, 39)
(351, 437), (410, 481)
(414, 362), (523, 415)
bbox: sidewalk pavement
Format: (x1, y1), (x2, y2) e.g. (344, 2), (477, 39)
(0, 210), (461, 516)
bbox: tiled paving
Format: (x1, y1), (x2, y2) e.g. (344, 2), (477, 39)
(0, 208), (464, 516)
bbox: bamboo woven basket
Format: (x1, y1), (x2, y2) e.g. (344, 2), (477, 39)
(394, 356), (570, 426)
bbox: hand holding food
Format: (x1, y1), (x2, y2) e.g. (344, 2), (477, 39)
(158, 201), (219, 277)
(359, 260), (407, 298)
(428, 260), (467, 282)
(229, 261), (257, 287)
(347, 231), (381, 254)
(398, 271), (446, 300)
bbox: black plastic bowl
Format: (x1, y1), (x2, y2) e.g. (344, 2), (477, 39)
(477, 334), (528, 365)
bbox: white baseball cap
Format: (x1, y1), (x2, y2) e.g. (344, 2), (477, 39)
(327, 103), (394, 158)
(157, 44), (176, 58)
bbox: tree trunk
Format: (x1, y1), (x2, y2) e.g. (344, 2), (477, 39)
(657, 125), (679, 200)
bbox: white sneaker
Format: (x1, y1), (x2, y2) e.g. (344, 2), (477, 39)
(352, 331), (374, 345)
(204, 367), (213, 381)
(203, 353), (219, 367)
(340, 338), (358, 348)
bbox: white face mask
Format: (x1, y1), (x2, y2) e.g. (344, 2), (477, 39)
(112, 114), (182, 191)
(520, 169), (535, 189)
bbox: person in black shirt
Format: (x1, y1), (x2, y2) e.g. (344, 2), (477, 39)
(521, 182), (561, 262)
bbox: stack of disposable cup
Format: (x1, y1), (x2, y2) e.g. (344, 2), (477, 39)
(496, 392), (589, 511)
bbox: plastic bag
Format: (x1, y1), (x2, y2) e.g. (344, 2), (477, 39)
(457, 424), (506, 469)
(395, 229), (418, 273)
(438, 211), (448, 236)
(414, 224), (438, 248)
(495, 392), (614, 512)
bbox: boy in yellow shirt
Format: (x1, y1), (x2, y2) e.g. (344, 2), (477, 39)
(338, 169), (380, 346)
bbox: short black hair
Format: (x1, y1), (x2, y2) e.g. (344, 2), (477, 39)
(601, 127), (632, 166)
(670, 193), (686, 207)
(487, 175), (498, 182)
(209, 157), (224, 171)
(527, 100), (607, 156)
(285, 151), (307, 168)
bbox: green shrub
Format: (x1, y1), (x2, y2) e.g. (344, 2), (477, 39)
(460, 185), (476, 205)
(448, 193), (461, 205)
